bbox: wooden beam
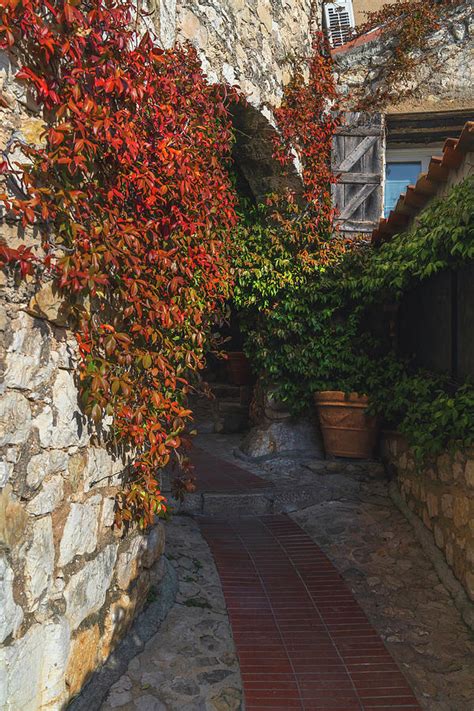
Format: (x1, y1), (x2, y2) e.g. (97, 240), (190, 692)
(339, 183), (378, 220)
(337, 219), (379, 233)
(337, 173), (381, 184)
(335, 127), (383, 137)
(336, 136), (378, 172)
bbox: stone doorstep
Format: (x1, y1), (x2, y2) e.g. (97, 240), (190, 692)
(172, 489), (275, 517)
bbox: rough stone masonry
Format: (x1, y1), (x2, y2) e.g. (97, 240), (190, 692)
(0, 2), (317, 708)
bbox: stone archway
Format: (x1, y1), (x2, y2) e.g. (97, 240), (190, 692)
(230, 102), (303, 204)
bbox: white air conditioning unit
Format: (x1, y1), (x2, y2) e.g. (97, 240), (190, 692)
(323, 0), (355, 48)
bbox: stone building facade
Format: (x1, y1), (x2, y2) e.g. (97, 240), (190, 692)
(0, 2), (317, 708)
(333, 2), (474, 113)
(152, 0), (315, 109)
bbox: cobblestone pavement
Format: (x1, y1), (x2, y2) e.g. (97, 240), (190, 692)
(101, 516), (242, 711)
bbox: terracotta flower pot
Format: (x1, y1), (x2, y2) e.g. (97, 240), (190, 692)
(226, 351), (253, 386)
(314, 391), (379, 459)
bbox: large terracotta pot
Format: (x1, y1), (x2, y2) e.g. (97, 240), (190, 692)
(226, 351), (253, 386)
(314, 391), (379, 459)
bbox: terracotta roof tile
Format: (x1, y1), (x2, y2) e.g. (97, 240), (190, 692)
(331, 27), (383, 56)
(371, 121), (474, 245)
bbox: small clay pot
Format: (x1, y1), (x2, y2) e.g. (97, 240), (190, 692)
(226, 351), (253, 386)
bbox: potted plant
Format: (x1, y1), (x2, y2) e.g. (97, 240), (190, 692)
(226, 351), (253, 386)
(314, 390), (379, 459)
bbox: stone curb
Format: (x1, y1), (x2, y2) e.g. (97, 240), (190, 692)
(389, 479), (474, 633)
(67, 557), (179, 711)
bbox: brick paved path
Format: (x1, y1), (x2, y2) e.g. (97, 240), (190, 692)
(202, 515), (421, 711)
(100, 437), (474, 711)
(191, 446), (270, 493)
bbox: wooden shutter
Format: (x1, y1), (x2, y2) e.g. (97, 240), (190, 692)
(324, 1), (355, 48)
(332, 112), (385, 236)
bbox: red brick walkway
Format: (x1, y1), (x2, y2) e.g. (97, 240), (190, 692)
(201, 515), (421, 711)
(191, 446), (271, 493)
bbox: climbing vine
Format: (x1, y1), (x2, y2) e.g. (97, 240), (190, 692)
(232, 32), (348, 395)
(352, 0), (467, 109)
(0, 0), (240, 527)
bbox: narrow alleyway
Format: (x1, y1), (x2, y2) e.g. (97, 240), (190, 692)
(100, 433), (474, 711)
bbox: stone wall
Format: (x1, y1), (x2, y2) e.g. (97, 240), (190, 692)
(0, 52), (166, 710)
(333, 3), (474, 113)
(381, 433), (474, 602)
(0, 2), (320, 707)
(151, 0), (316, 109)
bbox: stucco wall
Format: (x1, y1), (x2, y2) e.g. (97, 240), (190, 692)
(352, 0), (393, 26)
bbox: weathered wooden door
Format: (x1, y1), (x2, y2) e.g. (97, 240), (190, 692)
(332, 112), (385, 236)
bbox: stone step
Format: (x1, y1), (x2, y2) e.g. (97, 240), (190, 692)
(210, 383), (252, 406)
(175, 490), (275, 517)
(214, 402), (249, 434)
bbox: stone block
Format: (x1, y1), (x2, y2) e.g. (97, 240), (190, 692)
(0, 391), (31, 446)
(59, 496), (101, 566)
(240, 419), (323, 461)
(100, 593), (134, 662)
(0, 485), (29, 548)
(466, 571), (474, 601)
(426, 492), (439, 518)
(434, 524), (444, 550)
(101, 496), (116, 529)
(4, 312), (55, 393)
(33, 370), (87, 448)
(64, 543), (118, 628)
(0, 460), (10, 487)
(26, 475), (64, 516)
(441, 494), (454, 518)
(27, 282), (71, 327)
(0, 556), (23, 643)
(422, 509), (433, 531)
(437, 452), (453, 482)
(65, 624), (100, 697)
(26, 449), (68, 489)
(84, 447), (115, 491)
(116, 535), (145, 590)
(452, 450), (465, 480)
(67, 450), (88, 489)
(0, 618), (70, 711)
(23, 515), (55, 610)
(465, 459), (474, 487)
(116, 524), (165, 590)
(453, 496), (470, 528)
(142, 523), (166, 568)
(445, 540), (454, 566)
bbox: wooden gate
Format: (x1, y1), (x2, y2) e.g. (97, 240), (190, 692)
(332, 112), (385, 236)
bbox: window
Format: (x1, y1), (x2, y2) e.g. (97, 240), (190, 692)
(383, 145), (444, 218)
(323, 0), (355, 47)
(384, 162), (421, 217)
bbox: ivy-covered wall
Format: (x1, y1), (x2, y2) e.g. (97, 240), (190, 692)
(334, 2), (473, 113)
(0, 57), (166, 702)
(0, 2), (318, 708)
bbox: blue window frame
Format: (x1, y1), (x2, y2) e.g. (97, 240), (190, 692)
(384, 162), (422, 217)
